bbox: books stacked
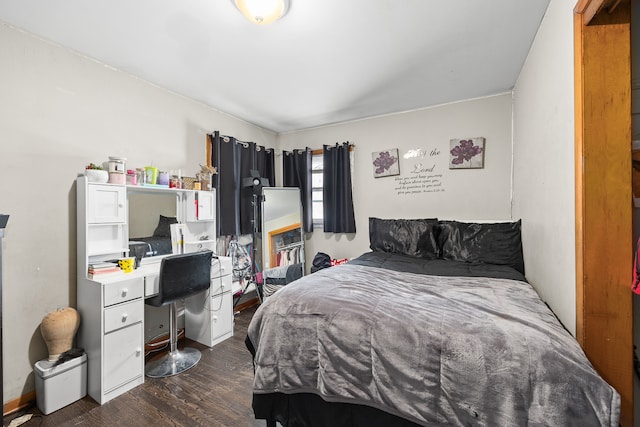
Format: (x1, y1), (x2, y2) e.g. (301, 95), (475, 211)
(88, 262), (123, 279)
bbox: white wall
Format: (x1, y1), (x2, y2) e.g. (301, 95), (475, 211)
(277, 94), (515, 265)
(0, 22), (276, 404)
(511, 0), (575, 334)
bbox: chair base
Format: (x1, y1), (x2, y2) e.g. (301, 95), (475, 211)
(145, 347), (202, 378)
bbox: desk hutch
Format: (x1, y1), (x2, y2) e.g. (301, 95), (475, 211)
(76, 175), (232, 404)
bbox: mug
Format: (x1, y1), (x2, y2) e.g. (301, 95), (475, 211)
(118, 257), (135, 273)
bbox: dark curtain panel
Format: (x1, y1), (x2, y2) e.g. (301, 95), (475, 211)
(238, 141), (255, 236)
(255, 147), (275, 233)
(210, 131), (275, 236)
(283, 148), (313, 233)
(256, 147), (275, 187)
(323, 142), (356, 233)
(211, 131), (240, 236)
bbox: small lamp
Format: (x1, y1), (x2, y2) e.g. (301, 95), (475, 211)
(232, 0), (290, 25)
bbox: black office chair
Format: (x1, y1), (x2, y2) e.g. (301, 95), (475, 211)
(145, 250), (213, 378)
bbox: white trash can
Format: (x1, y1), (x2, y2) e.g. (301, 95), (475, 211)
(34, 353), (87, 414)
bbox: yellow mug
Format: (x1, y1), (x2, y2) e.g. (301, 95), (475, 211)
(118, 257), (135, 273)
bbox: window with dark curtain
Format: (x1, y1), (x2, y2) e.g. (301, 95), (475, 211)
(282, 148), (313, 233)
(323, 142), (356, 233)
(209, 131), (275, 236)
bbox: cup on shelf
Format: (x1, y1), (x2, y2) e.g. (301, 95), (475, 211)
(126, 170), (137, 186)
(108, 172), (125, 185)
(136, 168), (146, 185)
(144, 166), (158, 185)
(157, 171), (169, 186)
(117, 257), (135, 273)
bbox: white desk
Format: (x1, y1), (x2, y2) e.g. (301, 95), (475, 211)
(76, 255), (233, 405)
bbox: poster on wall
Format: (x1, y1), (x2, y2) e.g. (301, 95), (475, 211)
(372, 148), (400, 178)
(393, 147), (445, 196)
(449, 137), (485, 169)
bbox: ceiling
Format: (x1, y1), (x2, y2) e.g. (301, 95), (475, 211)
(0, 0), (550, 134)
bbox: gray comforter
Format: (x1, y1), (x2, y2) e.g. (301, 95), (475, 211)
(247, 263), (620, 426)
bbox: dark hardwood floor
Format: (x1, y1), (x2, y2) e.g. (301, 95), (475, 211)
(4, 305), (266, 427)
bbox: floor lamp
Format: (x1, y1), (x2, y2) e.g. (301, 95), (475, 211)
(234, 170), (268, 307)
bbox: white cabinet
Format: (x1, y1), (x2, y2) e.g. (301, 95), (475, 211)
(103, 321), (143, 392)
(185, 256), (234, 347)
(76, 176), (144, 404)
(186, 190), (215, 221)
(87, 184), (126, 224)
(77, 275), (144, 404)
(77, 178), (128, 267)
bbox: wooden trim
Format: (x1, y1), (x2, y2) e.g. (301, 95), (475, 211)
(574, 0), (633, 425)
(310, 145), (355, 156)
(574, 10), (585, 345)
(206, 133), (213, 168)
(575, 0), (621, 25)
(3, 390), (36, 416)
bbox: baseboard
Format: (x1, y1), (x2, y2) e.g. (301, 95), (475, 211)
(3, 390), (36, 416)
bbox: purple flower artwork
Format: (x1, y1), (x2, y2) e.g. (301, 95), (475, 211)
(372, 148), (400, 178)
(449, 137), (485, 169)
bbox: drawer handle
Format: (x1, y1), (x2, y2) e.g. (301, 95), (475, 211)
(121, 313), (128, 322)
(136, 348), (142, 356)
(121, 288), (128, 297)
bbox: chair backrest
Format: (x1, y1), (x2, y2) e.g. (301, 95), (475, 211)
(146, 250), (213, 307)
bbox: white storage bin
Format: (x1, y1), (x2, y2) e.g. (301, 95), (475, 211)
(34, 353), (87, 414)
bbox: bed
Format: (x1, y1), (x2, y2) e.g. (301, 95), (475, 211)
(245, 218), (620, 426)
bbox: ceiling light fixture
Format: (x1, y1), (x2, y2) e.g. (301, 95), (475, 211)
(232, 0), (290, 25)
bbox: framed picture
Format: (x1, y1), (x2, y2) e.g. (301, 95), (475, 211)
(372, 148), (400, 178)
(449, 137), (485, 169)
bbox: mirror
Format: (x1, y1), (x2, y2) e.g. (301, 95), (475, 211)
(127, 191), (177, 264)
(261, 187), (304, 272)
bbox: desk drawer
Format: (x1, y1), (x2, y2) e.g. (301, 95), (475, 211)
(211, 256), (232, 278)
(104, 300), (143, 333)
(144, 274), (159, 297)
(210, 274), (232, 296)
(103, 277), (143, 307)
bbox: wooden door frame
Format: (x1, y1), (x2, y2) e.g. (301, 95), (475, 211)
(574, 0), (633, 425)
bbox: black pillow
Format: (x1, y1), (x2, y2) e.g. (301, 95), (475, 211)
(438, 220), (525, 275)
(369, 218), (440, 259)
(153, 215), (177, 237)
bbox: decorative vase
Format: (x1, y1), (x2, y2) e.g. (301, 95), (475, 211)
(40, 307), (80, 362)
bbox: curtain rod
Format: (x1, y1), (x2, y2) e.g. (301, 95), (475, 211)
(280, 144), (355, 156)
(218, 134), (272, 152)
